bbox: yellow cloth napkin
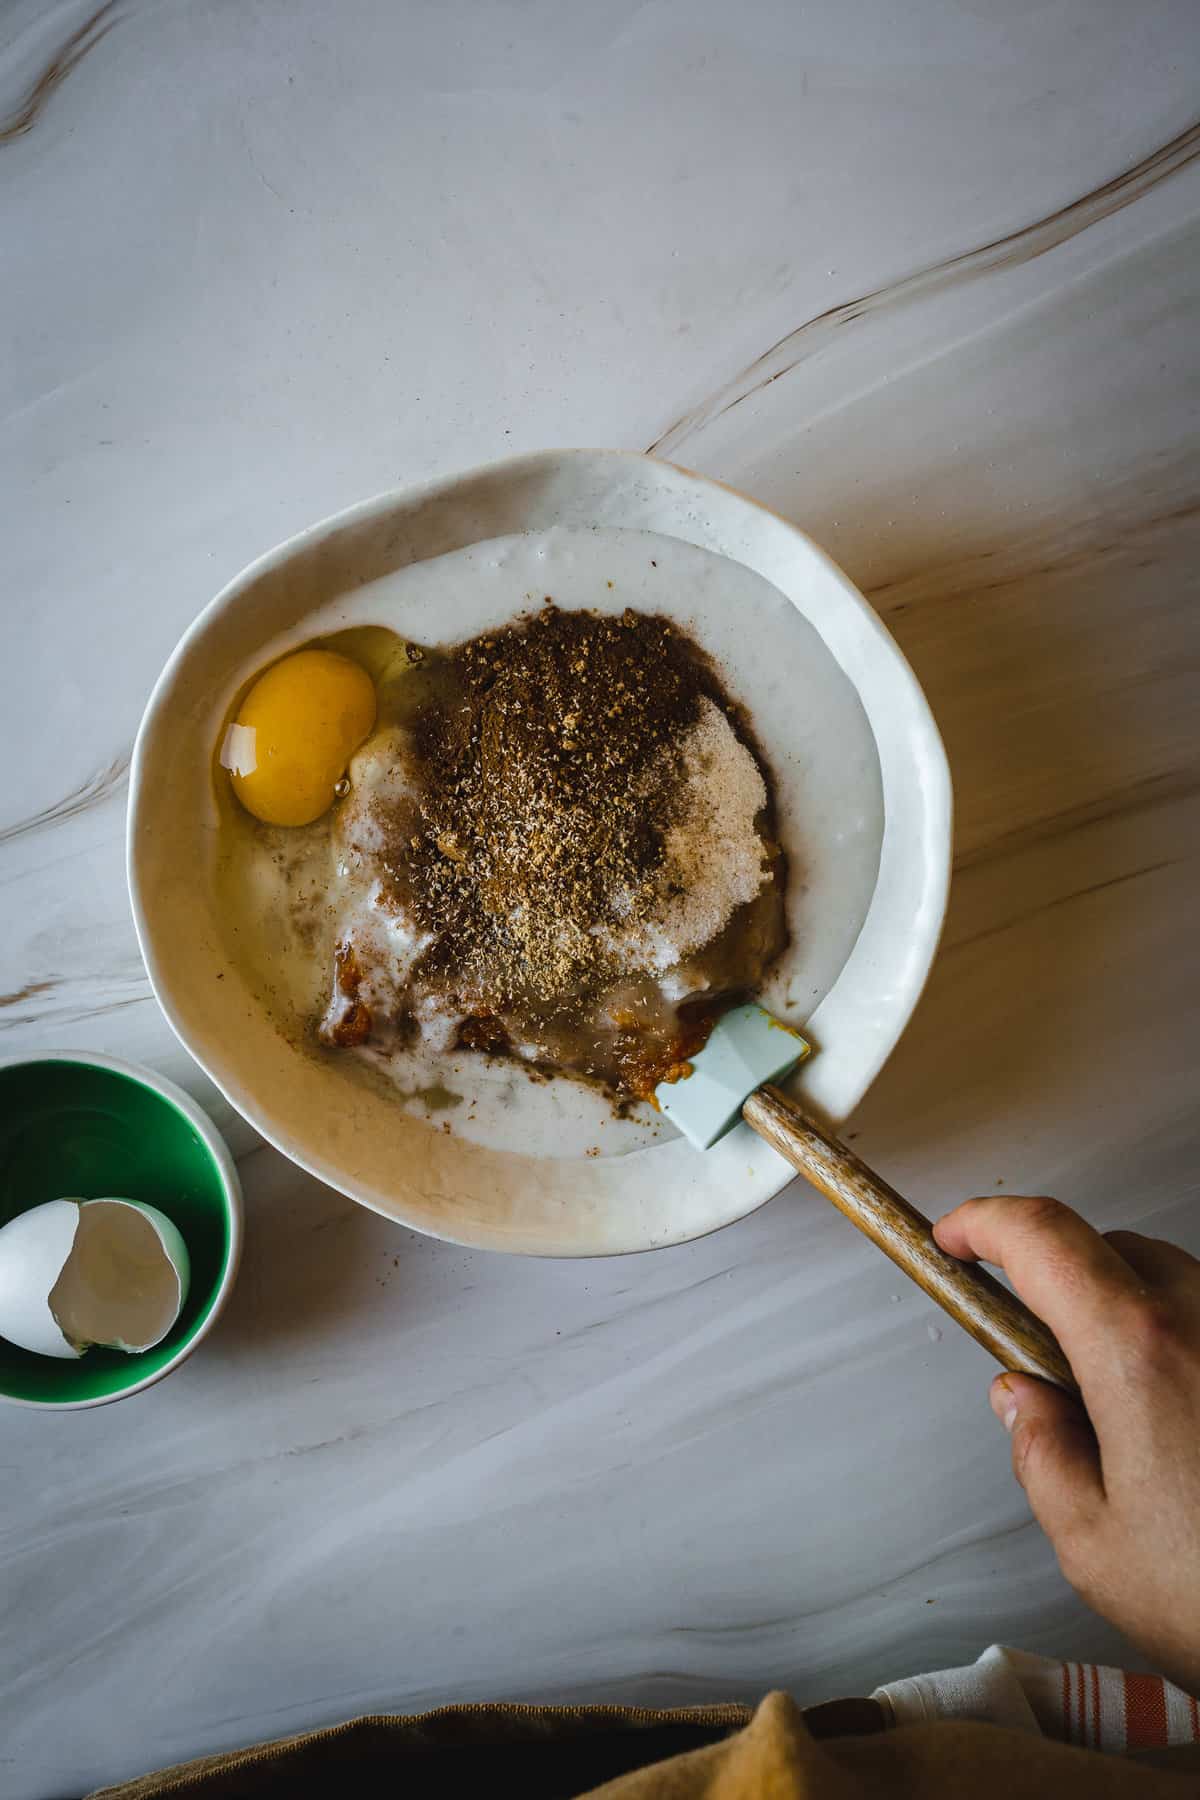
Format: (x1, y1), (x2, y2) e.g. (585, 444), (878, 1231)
(91, 1687), (1200, 1798)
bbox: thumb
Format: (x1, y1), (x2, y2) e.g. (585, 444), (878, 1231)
(990, 1373), (1105, 1548)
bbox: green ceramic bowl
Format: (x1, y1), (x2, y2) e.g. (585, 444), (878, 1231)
(0, 1052), (242, 1410)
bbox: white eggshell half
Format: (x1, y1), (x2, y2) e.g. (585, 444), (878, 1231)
(51, 1199), (191, 1354)
(0, 1198), (191, 1361)
(0, 1199), (85, 1359)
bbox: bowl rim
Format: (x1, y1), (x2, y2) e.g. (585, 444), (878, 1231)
(127, 448), (952, 1255)
(0, 1049), (244, 1411)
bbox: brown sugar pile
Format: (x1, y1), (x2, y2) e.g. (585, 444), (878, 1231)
(405, 606), (708, 1007)
(325, 605), (788, 1099)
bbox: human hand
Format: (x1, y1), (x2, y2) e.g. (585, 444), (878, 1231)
(933, 1195), (1200, 1695)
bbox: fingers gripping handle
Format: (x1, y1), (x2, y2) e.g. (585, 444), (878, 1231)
(743, 1085), (1080, 1398)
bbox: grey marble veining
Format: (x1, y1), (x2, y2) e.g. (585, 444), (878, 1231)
(2, 2), (1199, 1795)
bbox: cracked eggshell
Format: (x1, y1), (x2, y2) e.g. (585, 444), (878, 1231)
(0, 1198), (190, 1360)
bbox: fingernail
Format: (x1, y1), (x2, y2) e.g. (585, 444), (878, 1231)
(990, 1377), (1019, 1433)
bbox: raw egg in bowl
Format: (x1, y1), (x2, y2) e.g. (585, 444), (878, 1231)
(222, 648), (377, 827)
(129, 450), (951, 1256)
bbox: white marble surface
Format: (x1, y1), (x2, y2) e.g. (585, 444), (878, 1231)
(2, 2), (1199, 1793)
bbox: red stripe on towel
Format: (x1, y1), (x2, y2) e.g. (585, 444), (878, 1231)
(1123, 1671), (1169, 1750)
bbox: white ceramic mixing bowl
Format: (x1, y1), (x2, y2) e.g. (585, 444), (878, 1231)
(128, 451), (950, 1254)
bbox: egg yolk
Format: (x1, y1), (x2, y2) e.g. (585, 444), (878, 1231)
(227, 649), (377, 826)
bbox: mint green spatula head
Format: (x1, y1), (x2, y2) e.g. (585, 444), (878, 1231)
(655, 1004), (810, 1150)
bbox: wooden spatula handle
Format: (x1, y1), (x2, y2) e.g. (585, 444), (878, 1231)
(743, 1084), (1080, 1397)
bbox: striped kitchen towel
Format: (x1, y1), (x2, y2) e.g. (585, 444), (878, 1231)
(875, 1646), (1200, 1754)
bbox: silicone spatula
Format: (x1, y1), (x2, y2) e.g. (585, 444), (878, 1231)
(656, 1004), (1078, 1396)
